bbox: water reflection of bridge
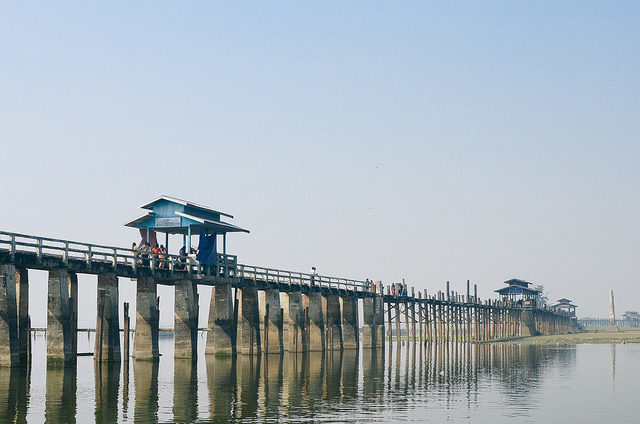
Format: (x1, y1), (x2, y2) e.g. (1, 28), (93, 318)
(0, 339), (576, 423)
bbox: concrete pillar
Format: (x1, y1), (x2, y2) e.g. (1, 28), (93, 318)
(362, 296), (384, 349)
(259, 289), (283, 354)
(340, 295), (358, 350)
(306, 292), (325, 352)
(175, 279), (199, 359)
(237, 287), (260, 355)
(520, 309), (537, 337)
(282, 292), (305, 353)
(95, 273), (121, 363)
(205, 284), (235, 355)
(133, 277), (159, 360)
(0, 265), (19, 367)
(324, 294), (342, 351)
(374, 294), (385, 348)
(15, 268), (29, 364)
(47, 268), (77, 365)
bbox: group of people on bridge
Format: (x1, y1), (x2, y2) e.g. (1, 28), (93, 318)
(391, 282), (408, 297)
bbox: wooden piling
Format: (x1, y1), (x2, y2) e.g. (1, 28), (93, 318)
(123, 302), (130, 361)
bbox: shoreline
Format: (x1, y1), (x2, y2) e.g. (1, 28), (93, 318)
(490, 330), (640, 345)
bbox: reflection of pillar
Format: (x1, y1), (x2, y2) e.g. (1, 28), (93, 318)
(0, 264), (19, 367)
(47, 268), (77, 365)
(261, 353), (283, 416)
(362, 348), (384, 399)
(325, 350), (343, 400)
(306, 293), (325, 352)
(281, 353), (304, 413)
(133, 359), (159, 422)
(95, 273), (120, 362)
(174, 279), (199, 359)
(174, 359), (198, 422)
(306, 351), (325, 403)
(259, 289), (283, 354)
(205, 284), (235, 355)
(207, 355), (236, 421)
(45, 364), (77, 423)
(236, 354), (260, 418)
(341, 350), (358, 399)
(0, 368), (18, 422)
(237, 287), (260, 355)
(282, 292), (305, 353)
(324, 294), (342, 351)
(610, 343), (616, 391)
(16, 267), (30, 364)
(94, 362), (120, 423)
(133, 277), (159, 360)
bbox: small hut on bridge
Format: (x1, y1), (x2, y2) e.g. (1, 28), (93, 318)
(495, 278), (541, 307)
(551, 298), (577, 317)
(124, 195), (249, 266)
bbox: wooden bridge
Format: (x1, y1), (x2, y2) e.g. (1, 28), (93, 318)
(0, 230), (575, 367)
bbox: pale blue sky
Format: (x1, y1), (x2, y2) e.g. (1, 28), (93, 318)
(1, 1), (638, 326)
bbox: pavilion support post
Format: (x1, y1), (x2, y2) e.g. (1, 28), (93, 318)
(205, 284), (235, 355)
(175, 279), (199, 359)
(95, 273), (121, 363)
(324, 294), (342, 351)
(47, 268), (77, 366)
(306, 292), (325, 352)
(282, 292), (305, 353)
(0, 264), (19, 367)
(15, 267), (30, 364)
(259, 289), (283, 354)
(133, 277), (159, 360)
(340, 295), (358, 350)
(237, 287), (260, 355)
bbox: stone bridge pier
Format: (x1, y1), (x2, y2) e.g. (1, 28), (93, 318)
(47, 268), (78, 365)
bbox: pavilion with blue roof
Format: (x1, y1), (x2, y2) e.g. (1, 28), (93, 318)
(124, 195), (249, 264)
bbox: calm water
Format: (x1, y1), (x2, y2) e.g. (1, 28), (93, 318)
(1, 332), (638, 423)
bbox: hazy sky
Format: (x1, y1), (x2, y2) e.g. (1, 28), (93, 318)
(1, 2), (638, 327)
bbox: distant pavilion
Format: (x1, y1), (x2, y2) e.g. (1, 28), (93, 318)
(495, 278), (541, 307)
(551, 298), (577, 317)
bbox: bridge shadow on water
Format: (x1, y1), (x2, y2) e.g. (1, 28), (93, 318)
(0, 333), (576, 423)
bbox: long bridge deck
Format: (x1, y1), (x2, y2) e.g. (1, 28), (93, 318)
(0, 229), (576, 367)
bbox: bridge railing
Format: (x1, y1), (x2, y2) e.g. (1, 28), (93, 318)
(0, 230), (376, 294)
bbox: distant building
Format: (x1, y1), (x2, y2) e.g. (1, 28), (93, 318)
(551, 298), (577, 317)
(622, 311), (640, 327)
(494, 278), (541, 308)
